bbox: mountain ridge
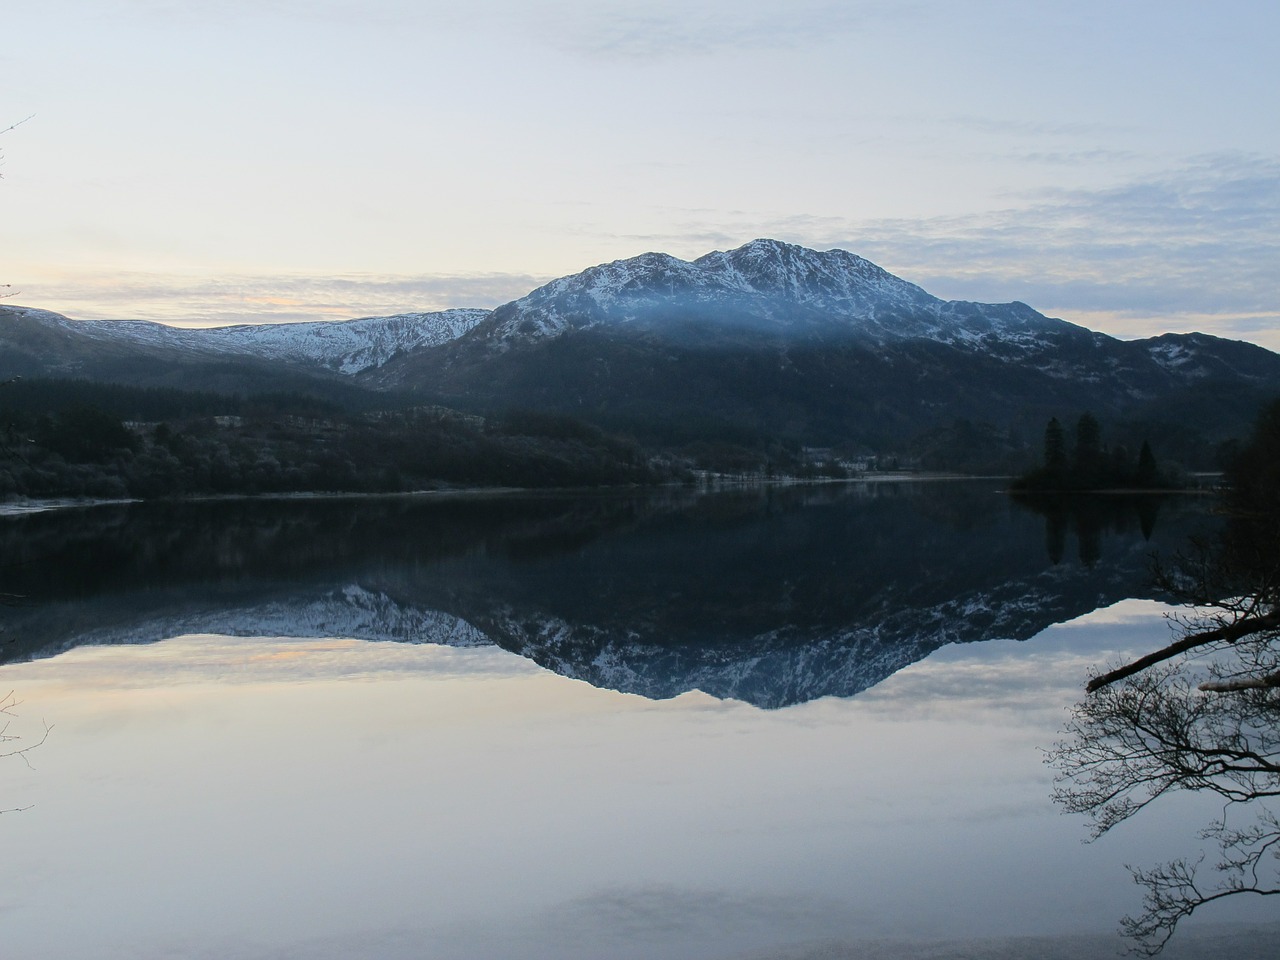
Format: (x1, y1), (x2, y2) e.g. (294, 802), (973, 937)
(5, 240), (1279, 463)
(0, 303), (489, 377)
(466, 238), (1092, 351)
(6, 240), (1276, 382)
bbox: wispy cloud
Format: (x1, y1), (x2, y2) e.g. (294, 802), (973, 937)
(995, 148), (1142, 167)
(848, 154), (1280, 339)
(939, 115), (1130, 139)
(534, 0), (918, 60)
(20, 270), (544, 326)
(96, 0), (913, 51)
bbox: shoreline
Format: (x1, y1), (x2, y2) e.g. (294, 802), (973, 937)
(0, 472), (1018, 518)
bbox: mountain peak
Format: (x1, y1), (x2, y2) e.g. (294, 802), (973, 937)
(483, 239), (950, 343)
(694, 239), (935, 309)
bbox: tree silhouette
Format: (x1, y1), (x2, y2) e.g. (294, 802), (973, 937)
(1050, 397), (1280, 954)
(1073, 411), (1103, 483)
(1043, 416), (1067, 475)
(1016, 413), (1175, 492)
(1136, 440), (1159, 487)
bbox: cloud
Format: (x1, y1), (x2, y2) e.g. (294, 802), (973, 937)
(21, 270), (544, 326)
(848, 155), (1280, 343)
(533, 0), (917, 61)
(90, 0), (912, 54)
(939, 115), (1130, 139)
(996, 148), (1142, 167)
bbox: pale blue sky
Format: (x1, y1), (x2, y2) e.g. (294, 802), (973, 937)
(3, 0), (1278, 347)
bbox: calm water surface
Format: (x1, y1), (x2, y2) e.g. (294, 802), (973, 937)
(1, 483), (1275, 958)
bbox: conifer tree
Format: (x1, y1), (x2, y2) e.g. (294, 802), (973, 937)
(1043, 417), (1067, 475)
(1136, 440), (1159, 487)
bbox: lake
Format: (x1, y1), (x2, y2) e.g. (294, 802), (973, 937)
(1, 482), (1276, 958)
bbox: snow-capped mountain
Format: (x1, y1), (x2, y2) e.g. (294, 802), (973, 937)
(0, 304), (489, 377)
(360, 241), (1280, 451)
(477, 238), (1062, 349)
(6, 240), (1276, 382)
(5, 239), (1279, 454)
(201, 308), (490, 373)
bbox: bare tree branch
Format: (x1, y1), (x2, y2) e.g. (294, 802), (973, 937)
(1087, 611), (1280, 692)
(0, 690), (51, 796)
(1199, 671), (1280, 692)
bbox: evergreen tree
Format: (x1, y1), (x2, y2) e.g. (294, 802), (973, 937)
(1044, 417), (1067, 475)
(1073, 412), (1102, 481)
(1136, 440), (1159, 487)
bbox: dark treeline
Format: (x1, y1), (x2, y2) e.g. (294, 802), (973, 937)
(0, 377), (346, 421)
(0, 380), (675, 499)
(0, 379), (848, 499)
(2, 379), (1270, 502)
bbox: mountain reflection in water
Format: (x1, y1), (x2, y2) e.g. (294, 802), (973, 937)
(0, 482), (1212, 707)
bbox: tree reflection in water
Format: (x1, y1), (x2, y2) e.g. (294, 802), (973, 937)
(1051, 400), (1280, 955)
(1013, 491), (1164, 569)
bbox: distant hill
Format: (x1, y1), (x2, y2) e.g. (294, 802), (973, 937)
(0, 304), (486, 404)
(5, 239), (1279, 464)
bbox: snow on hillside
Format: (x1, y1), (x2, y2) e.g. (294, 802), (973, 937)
(485, 238), (1082, 349)
(210, 309), (491, 373)
(16, 306), (490, 374)
(694, 238), (936, 312)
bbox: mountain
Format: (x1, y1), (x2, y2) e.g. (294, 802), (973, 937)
(5, 240), (1279, 458)
(0, 304), (488, 392)
(359, 240), (1280, 453)
(465, 239), (1060, 348)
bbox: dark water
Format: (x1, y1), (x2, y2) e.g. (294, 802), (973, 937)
(0, 481), (1211, 705)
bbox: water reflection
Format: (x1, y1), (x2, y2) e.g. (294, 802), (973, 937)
(1012, 491), (1167, 567)
(0, 483), (1212, 706)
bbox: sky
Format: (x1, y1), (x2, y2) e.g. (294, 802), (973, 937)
(3, 0), (1278, 348)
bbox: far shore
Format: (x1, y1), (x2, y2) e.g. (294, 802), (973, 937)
(2, 469), (1226, 519)
(0, 471), (1009, 517)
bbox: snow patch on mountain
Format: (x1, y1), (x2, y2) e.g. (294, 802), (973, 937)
(482, 238), (1087, 352)
(694, 238), (936, 313)
(11, 306), (490, 375)
(211, 310), (492, 374)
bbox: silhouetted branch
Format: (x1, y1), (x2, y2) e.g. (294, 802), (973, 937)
(1087, 611), (1280, 692)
